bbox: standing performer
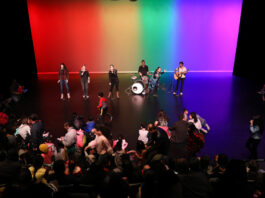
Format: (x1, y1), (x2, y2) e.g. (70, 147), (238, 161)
(80, 65), (90, 99)
(57, 63), (70, 100)
(246, 115), (264, 159)
(148, 67), (166, 96)
(173, 61), (188, 96)
(108, 64), (119, 99)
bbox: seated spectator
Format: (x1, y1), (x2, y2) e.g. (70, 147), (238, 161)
(64, 160), (82, 176)
(113, 138), (126, 173)
(0, 148), (21, 184)
(84, 147), (96, 165)
(72, 113), (85, 130)
(53, 140), (65, 161)
(113, 134), (128, 150)
(155, 110), (169, 127)
(84, 116), (95, 134)
(211, 153), (229, 180)
(188, 112), (208, 134)
(187, 123), (205, 157)
(128, 140), (146, 168)
(213, 160), (252, 198)
(15, 117), (31, 141)
(39, 140), (55, 167)
(178, 157), (211, 198)
(138, 122), (149, 144)
(183, 108), (189, 121)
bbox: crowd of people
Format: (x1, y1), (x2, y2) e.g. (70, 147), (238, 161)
(0, 101), (265, 198)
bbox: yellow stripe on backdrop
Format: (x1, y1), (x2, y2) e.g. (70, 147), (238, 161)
(100, 0), (142, 72)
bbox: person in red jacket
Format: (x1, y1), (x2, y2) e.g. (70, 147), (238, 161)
(97, 92), (108, 119)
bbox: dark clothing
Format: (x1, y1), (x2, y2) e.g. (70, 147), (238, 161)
(80, 70), (89, 97)
(149, 71), (164, 94)
(109, 69), (119, 92)
(147, 128), (170, 156)
(109, 81), (119, 92)
(175, 78), (185, 93)
(187, 130), (205, 156)
(169, 120), (188, 158)
(81, 78), (88, 96)
(246, 138), (261, 159)
(138, 65), (149, 76)
(169, 142), (188, 158)
(10, 81), (19, 94)
(178, 171), (211, 198)
(170, 120), (188, 144)
(30, 121), (44, 148)
(0, 160), (21, 184)
(58, 69), (69, 80)
(109, 69), (119, 83)
(59, 80), (70, 94)
(80, 70), (89, 80)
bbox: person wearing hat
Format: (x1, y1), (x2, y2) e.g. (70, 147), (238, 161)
(39, 143), (54, 166)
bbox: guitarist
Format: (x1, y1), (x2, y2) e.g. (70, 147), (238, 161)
(173, 61), (188, 96)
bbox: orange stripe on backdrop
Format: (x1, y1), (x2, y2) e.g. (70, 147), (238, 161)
(100, 1), (141, 72)
(27, 0), (103, 73)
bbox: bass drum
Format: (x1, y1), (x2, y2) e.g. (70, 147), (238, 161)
(131, 80), (144, 95)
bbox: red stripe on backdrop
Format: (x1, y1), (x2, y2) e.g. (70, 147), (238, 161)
(27, 0), (102, 73)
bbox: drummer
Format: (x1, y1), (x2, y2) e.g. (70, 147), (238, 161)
(138, 60), (150, 88)
(138, 59), (149, 77)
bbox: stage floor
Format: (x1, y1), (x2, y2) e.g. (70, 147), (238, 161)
(13, 72), (265, 159)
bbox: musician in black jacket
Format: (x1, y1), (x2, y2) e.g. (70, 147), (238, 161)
(80, 65), (90, 99)
(108, 64), (119, 99)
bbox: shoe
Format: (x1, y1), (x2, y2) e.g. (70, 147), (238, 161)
(173, 92), (176, 95)
(86, 96), (89, 99)
(67, 93), (71, 99)
(83, 95), (85, 98)
(60, 94), (64, 100)
(180, 92), (183, 96)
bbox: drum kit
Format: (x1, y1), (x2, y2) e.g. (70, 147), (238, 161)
(125, 74), (150, 95)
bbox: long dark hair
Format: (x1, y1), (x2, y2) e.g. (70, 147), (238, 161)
(190, 112), (198, 123)
(60, 63), (68, 71)
(253, 115), (264, 134)
(153, 67), (161, 79)
(156, 110), (169, 122)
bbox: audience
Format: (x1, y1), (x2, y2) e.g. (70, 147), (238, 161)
(138, 122), (149, 144)
(0, 103), (265, 198)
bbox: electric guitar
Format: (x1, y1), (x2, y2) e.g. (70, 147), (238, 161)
(174, 69), (189, 80)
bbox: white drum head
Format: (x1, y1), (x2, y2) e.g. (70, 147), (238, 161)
(131, 81), (144, 94)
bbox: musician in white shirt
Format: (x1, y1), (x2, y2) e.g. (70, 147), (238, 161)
(173, 61), (187, 96)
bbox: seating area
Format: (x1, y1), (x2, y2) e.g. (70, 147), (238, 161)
(0, 97), (265, 198)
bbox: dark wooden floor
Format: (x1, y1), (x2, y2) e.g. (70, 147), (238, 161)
(13, 72), (265, 159)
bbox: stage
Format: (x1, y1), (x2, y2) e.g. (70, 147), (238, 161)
(13, 72), (265, 159)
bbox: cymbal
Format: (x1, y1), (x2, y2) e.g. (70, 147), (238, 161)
(131, 76), (137, 80)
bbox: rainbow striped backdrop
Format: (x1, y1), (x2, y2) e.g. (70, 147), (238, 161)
(27, 0), (242, 73)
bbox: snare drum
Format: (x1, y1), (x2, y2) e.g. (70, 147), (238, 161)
(141, 76), (149, 85)
(131, 80), (144, 95)
(131, 75), (137, 81)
